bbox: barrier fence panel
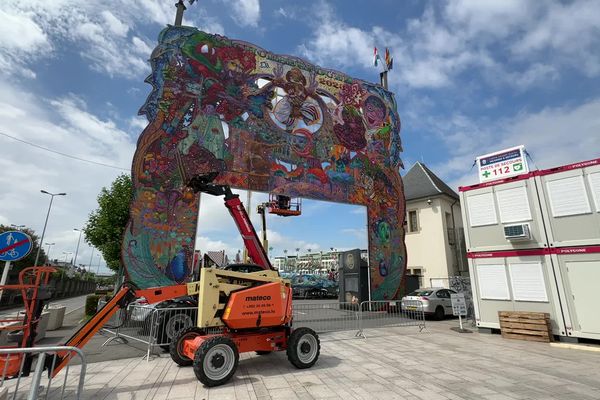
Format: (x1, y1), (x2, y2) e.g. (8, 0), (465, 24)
(292, 302), (360, 333)
(0, 346), (86, 400)
(99, 301), (426, 357)
(101, 304), (155, 350)
(358, 300), (425, 337)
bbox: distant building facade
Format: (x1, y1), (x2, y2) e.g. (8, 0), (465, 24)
(273, 249), (367, 274)
(403, 162), (468, 287)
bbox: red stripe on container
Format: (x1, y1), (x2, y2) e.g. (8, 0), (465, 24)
(459, 172), (535, 192)
(551, 246), (600, 255)
(467, 248), (549, 258)
(536, 158), (600, 177)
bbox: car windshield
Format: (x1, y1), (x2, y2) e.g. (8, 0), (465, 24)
(408, 290), (433, 296)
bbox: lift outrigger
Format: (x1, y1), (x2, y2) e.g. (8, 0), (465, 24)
(51, 172), (320, 386)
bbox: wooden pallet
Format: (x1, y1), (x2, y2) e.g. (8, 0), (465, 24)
(498, 311), (552, 342)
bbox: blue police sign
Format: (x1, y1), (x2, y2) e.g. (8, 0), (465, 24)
(0, 231), (33, 262)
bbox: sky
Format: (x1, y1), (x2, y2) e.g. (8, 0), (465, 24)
(1, 0), (599, 272)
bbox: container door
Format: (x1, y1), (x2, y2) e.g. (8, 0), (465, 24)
(566, 261), (600, 334)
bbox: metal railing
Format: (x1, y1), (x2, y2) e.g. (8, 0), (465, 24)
(101, 305), (205, 359)
(0, 346), (86, 400)
(358, 300), (425, 337)
(292, 300), (426, 337)
(99, 300), (427, 358)
(293, 302), (360, 334)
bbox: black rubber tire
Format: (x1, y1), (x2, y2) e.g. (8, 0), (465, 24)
(287, 327), (320, 369)
(169, 327), (205, 367)
(434, 306), (445, 321)
(193, 336), (239, 387)
(158, 311), (195, 351)
(255, 351), (272, 355)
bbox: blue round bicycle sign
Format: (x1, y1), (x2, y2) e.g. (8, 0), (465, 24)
(0, 231), (33, 262)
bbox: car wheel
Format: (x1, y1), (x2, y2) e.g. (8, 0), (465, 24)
(287, 327), (320, 369)
(434, 306), (445, 320)
(193, 336), (239, 387)
(158, 311), (195, 351)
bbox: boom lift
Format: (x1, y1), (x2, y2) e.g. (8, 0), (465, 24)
(52, 173), (320, 386)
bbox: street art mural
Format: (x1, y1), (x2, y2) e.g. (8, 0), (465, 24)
(124, 26), (406, 299)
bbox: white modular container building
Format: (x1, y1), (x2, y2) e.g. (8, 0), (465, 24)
(460, 157), (600, 341)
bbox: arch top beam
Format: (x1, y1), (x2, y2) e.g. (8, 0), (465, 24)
(123, 26), (407, 300)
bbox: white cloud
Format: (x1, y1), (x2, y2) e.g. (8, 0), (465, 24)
(0, 8), (49, 78)
(195, 236), (240, 256)
(0, 81), (134, 271)
(298, 4), (384, 70)
(340, 228), (367, 241)
(101, 10), (129, 37)
(431, 99), (600, 189)
(129, 116), (147, 131)
(0, 0), (226, 81)
(299, 1), (600, 90)
(510, 0), (600, 76)
(230, 0), (261, 27)
(444, 0), (534, 39)
(0, 9), (49, 51)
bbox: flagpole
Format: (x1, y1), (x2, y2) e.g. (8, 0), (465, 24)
(374, 47), (392, 90)
(380, 70), (388, 90)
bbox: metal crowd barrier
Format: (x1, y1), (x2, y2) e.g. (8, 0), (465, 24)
(292, 300), (426, 337)
(0, 346), (86, 400)
(292, 302), (360, 334)
(101, 305), (202, 360)
(99, 300), (426, 358)
(358, 300), (426, 338)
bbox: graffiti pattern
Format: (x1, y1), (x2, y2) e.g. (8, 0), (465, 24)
(123, 26), (406, 299)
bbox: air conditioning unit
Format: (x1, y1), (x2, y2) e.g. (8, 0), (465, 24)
(503, 223), (531, 241)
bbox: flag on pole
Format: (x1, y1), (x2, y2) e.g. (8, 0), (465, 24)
(384, 48), (393, 71)
(373, 47), (381, 67)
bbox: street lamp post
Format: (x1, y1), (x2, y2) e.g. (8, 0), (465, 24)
(95, 254), (101, 275)
(34, 190), (66, 267)
(88, 247), (95, 272)
(73, 228), (83, 268)
(45, 242), (55, 264)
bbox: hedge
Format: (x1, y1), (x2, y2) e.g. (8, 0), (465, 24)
(85, 295), (100, 316)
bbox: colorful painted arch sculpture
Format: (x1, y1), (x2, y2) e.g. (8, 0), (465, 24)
(123, 26), (406, 300)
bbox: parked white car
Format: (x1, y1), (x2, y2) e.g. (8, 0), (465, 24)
(401, 288), (457, 320)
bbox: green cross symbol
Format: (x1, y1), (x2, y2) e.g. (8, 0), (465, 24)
(482, 170), (491, 178)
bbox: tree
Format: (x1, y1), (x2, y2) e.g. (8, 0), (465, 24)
(0, 225), (46, 274)
(84, 174), (133, 272)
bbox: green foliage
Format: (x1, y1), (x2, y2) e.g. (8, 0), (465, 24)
(85, 294), (100, 316)
(84, 174), (133, 273)
(0, 225), (46, 272)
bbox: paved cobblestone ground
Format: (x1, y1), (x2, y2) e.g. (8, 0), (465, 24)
(5, 321), (600, 399)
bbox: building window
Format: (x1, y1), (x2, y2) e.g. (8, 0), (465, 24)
(408, 210), (419, 233)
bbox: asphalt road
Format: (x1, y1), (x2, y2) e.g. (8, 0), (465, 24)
(0, 294), (89, 319)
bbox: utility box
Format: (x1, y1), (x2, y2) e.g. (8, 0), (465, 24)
(338, 249), (369, 304)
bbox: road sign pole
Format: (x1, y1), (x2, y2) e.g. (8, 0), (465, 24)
(0, 261), (11, 302)
(459, 314), (463, 330)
